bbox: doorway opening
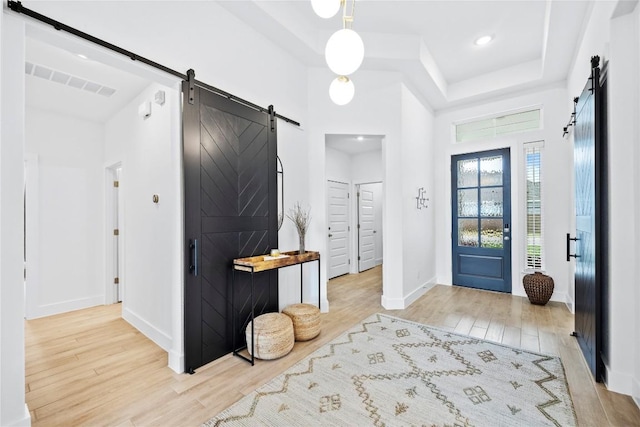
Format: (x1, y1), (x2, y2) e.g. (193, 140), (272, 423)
(325, 134), (384, 283)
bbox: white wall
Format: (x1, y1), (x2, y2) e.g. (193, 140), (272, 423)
(0, 11), (30, 427)
(277, 121), (311, 309)
(105, 82), (182, 368)
(434, 86), (572, 304)
(565, 0), (640, 400)
(25, 107), (105, 318)
(352, 150), (383, 183)
(607, 5), (639, 399)
(325, 146), (351, 183)
(399, 85), (436, 306)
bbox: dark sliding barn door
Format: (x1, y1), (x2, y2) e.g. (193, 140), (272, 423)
(572, 56), (607, 382)
(183, 82), (278, 373)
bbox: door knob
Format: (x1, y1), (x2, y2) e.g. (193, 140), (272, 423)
(328, 234), (333, 238)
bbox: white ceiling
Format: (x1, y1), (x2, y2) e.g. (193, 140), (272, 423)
(23, 1), (593, 121)
(218, 0), (592, 110)
(326, 134), (383, 155)
(25, 37), (151, 123)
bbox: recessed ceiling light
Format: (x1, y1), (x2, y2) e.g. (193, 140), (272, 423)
(475, 35), (493, 46)
(76, 53), (89, 60)
(357, 136), (364, 141)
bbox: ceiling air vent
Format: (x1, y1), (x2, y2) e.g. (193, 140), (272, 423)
(24, 61), (117, 98)
(455, 108), (541, 143)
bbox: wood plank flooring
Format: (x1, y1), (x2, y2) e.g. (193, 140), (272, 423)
(25, 266), (640, 426)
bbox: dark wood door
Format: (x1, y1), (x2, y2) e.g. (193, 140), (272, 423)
(183, 82), (278, 373)
(451, 148), (512, 293)
(573, 56), (606, 381)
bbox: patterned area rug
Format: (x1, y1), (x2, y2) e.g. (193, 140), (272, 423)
(205, 313), (576, 426)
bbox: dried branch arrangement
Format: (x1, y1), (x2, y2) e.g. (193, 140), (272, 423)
(287, 202), (311, 253)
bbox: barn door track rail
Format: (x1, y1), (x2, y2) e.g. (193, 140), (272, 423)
(7, 0), (300, 127)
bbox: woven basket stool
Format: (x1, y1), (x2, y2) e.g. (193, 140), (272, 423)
(282, 303), (321, 341)
(245, 312), (294, 360)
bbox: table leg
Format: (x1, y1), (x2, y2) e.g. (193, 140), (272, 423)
(232, 268), (236, 357)
(250, 271), (255, 366)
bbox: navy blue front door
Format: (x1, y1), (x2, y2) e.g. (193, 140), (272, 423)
(452, 148), (511, 292)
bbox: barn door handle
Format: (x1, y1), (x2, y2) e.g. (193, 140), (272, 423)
(566, 233), (580, 261)
(189, 239), (199, 276)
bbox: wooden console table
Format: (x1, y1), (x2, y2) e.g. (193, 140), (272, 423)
(232, 250), (320, 365)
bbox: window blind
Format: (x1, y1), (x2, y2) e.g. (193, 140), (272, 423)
(455, 109), (541, 143)
(525, 142), (543, 270)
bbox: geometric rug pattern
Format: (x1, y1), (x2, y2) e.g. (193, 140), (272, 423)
(204, 313), (577, 426)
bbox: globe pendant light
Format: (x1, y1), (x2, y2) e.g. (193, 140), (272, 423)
(325, 28), (364, 76)
(329, 76), (355, 105)
(311, 0), (341, 19)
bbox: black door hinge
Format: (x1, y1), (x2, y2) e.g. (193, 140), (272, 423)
(268, 105), (276, 133)
(187, 69), (195, 105)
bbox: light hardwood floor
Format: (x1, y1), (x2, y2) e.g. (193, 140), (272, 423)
(26, 266), (640, 426)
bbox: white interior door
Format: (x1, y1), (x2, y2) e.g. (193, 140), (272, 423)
(327, 180), (350, 279)
(358, 185), (376, 272)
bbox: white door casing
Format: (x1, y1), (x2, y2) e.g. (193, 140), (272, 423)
(105, 162), (124, 304)
(327, 180), (350, 279)
(358, 186), (376, 272)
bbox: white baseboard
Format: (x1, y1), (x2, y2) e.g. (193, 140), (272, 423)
(122, 306), (172, 352)
(381, 294), (404, 310)
(168, 349), (184, 374)
(27, 295), (104, 319)
(4, 404), (31, 426)
(603, 360), (634, 395)
(381, 277), (436, 310)
(632, 377), (640, 411)
(564, 292), (575, 314)
(320, 298), (329, 313)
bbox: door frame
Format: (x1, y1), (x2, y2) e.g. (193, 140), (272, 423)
(105, 162), (124, 305)
(451, 147), (512, 293)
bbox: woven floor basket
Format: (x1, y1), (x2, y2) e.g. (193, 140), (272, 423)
(246, 312), (294, 360)
(282, 303), (321, 341)
(523, 272), (554, 305)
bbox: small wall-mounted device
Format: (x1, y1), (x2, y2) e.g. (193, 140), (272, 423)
(154, 90), (166, 106)
(138, 101), (151, 118)
(152, 194), (159, 204)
